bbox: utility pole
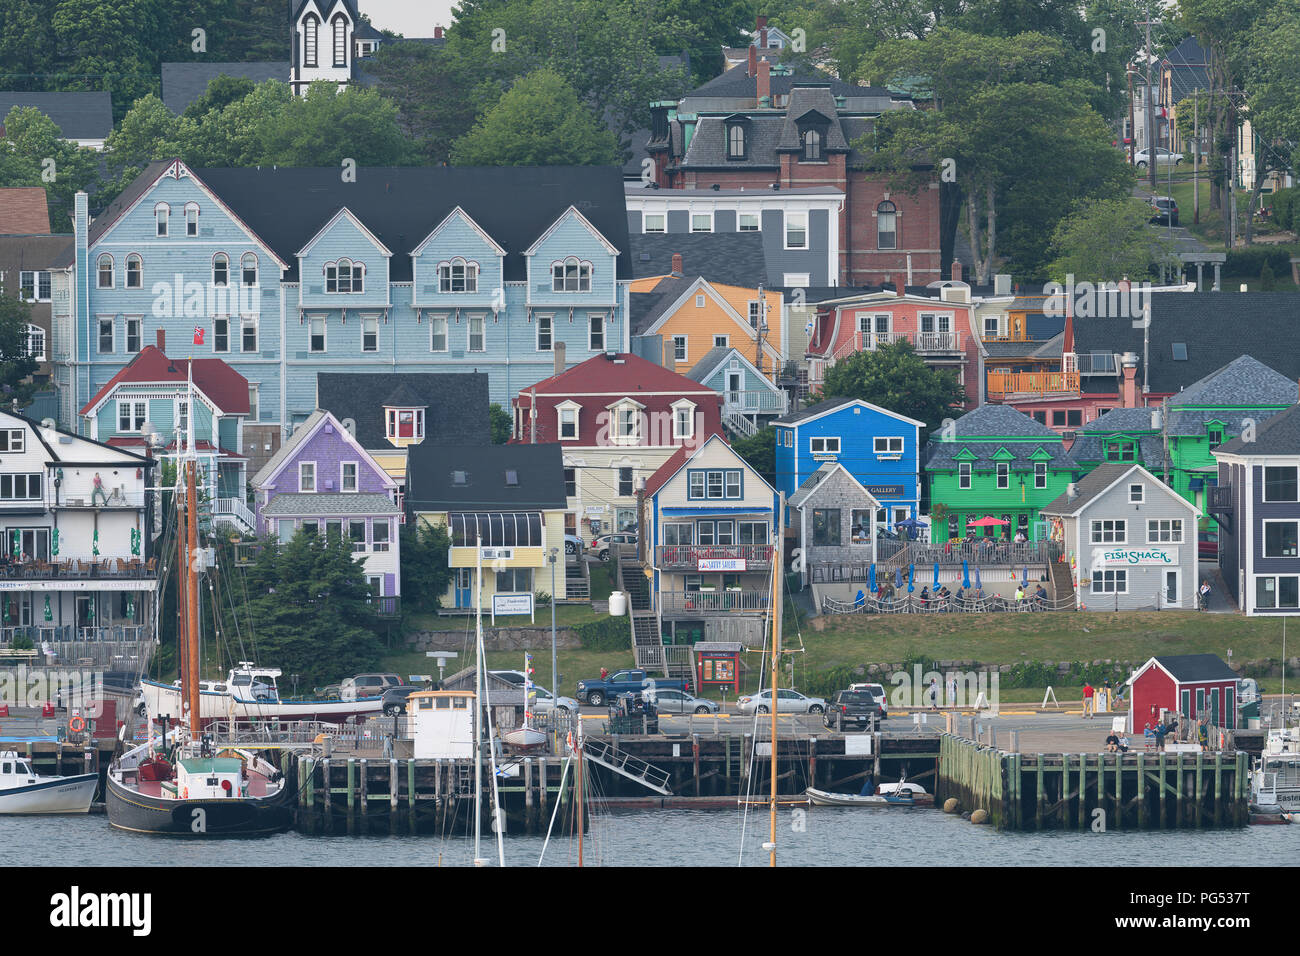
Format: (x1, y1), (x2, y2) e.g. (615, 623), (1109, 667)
(755, 284), (767, 376)
(1127, 69), (1136, 166)
(1193, 90), (1199, 225)
(1142, 11), (1157, 193)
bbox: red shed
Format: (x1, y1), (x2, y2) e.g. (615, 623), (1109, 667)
(1126, 654), (1240, 734)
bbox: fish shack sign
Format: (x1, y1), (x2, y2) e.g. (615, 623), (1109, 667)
(1099, 548), (1177, 566)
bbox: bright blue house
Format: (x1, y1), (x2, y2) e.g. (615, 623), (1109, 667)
(772, 396), (924, 527)
(51, 159), (633, 476)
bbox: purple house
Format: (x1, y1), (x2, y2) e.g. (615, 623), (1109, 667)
(251, 409), (401, 605)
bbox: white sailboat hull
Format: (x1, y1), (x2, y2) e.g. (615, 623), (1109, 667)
(0, 774), (98, 814)
(142, 678), (383, 724)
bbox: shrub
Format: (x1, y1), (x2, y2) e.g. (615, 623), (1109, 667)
(1223, 246), (1292, 278)
(1261, 260), (1276, 291)
(575, 615), (630, 652)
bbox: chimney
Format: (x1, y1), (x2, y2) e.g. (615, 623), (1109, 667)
(671, 252), (683, 276)
(434, 26), (444, 39)
(748, 45), (757, 78)
(663, 339), (676, 373)
(553, 340), (566, 376)
(895, 281), (905, 297)
(1067, 482), (1078, 501)
(1121, 351), (1139, 408)
(156, 329), (165, 351)
(993, 273), (1011, 296)
(757, 59), (771, 107)
(758, 14), (768, 49)
(951, 260), (963, 283)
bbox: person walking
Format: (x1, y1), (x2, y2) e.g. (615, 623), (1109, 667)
(1082, 681), (1095, 719)
(928, 677), (939, 710)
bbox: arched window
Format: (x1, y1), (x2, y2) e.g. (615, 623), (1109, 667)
(184, 202), (199, 236)
(97, 254), (114, 289)
(303, 13), (319, 67)
(802, 129), (822, 161)
(727, 124), (745, 159)
(126, 254), (142, 289)
(332, 14), (348, 67)
(551, 257), (592, 293)
(241, 253), (258, 286)
(325, 259), (363, 293)
(877, 201), (897, 250)
(154, 202), (169, 237)
(213, 253), (229, 287)
(438, 258), (478, 293)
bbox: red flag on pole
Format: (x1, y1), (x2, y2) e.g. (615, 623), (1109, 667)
(193, 327), (204, 345)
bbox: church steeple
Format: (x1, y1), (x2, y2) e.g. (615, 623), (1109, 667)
(290, 0), (357, 96)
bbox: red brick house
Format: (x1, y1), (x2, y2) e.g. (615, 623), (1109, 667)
(644, 53), (943, 287)
(511, 351), (724, 539)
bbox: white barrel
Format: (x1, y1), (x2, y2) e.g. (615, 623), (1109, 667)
(607, 591), (628, 616)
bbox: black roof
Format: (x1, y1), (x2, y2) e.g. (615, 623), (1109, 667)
(1152, 654), (1237, 683)
(1216, 402), (1300, 456)
(315, 372), (489, 449)
(1073, 293), (1300, 395)
(628, 232), (768, 288)
(687, 64), (893, 101)
(160, 62), (284, 114)
(61, 163), (633, 282)
(0, 92), (113, 140)
(406, 442), (567, 511)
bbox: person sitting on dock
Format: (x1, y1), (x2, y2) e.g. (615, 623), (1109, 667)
(1105, 732), (1121, 752)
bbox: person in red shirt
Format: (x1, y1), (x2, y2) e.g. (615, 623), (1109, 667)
(1082, 682), (1095, 719)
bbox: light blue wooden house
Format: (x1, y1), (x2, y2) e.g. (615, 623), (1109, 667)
(682, 346), (789, 437)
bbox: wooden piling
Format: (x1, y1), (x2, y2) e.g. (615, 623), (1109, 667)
(359, 758), (368, 820)
(808, 737), (817, 791)
(1035, 754), (1045, 829)
(407, 758), (416, 834)
(693, 735), (701, 796)
(1136, 752), (1146, 829)
(1175, 752), (1185, 827)
(525, 758), (534, 828)
(1213, 752), (1223, 828)
(389, 758), (399, 834)
(1195, 751), (1204, 828)
(1077, 753), (1087, 830)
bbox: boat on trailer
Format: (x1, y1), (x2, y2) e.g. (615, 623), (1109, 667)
(0, 751), (98, 814)
(141, 663), (384, 726)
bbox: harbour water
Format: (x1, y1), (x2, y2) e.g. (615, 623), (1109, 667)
(4, 808), (1299, 867)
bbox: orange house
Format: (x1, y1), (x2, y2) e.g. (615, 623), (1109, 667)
(631, 272), (785, 377)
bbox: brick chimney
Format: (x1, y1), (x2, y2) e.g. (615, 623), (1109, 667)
(434, 26), (444, 39)
(671, 252), (683, 276)
(554, 340), (566, 376)
(951, 260), (963, 283)
(1121, 352), (1139, 408)
(156, 329), (165, 351)
(757, 59), (771, 107)
(748, 45), (757, 78)
(757, 15), (768, 48)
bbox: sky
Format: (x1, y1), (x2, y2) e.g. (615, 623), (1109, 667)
(362, 0), (458, 37)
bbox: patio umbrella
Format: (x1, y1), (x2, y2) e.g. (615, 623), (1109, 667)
(975, 567), (983, 591)
(966, 516), (1010, 528)
(907, 563), (915, 593)
(92, 528), (100, 557)
(869, 564), (876, 593)
(1022, 566), (1029, 588)
(51, 529), (58, 557)
(962, 559), (971, 590)
(130, 527), (140, 556)
(44, 593), (52, 622)
(894, 567), (902, 589)
(933, 562), (940, 588)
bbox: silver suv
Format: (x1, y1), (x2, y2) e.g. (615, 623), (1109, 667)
(342, 673), (403, 700)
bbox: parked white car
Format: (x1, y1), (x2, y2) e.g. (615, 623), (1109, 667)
(490, 670), (580, 715)
(737, 688), (826, 715)
(643, 687), (719, 714)
(1133, 147), (1183, 168)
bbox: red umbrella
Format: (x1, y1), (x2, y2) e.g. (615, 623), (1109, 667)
(966, 516), (1009, 527)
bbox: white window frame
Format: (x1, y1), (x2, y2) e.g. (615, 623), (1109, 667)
(1255, 575), (1300, 610)
(155, 203), (169, 237)
(613, 403), (641, 443)
(361, 314), (379, 353)
(1263, 466), (1300, 503)
(551, 258), (592, 293)
(124, 254), (142, 289)
(996, 462), (1009, 490)
(556, 402), (580, 441)
(300, 461), (316, 493)
(309, 315), (327, 353)
(185, 202), (199, 236)
(1147, 518), (1183, 544)
(125, 317), (142, 354)
(877, 201), (897, 250)
(241, 314), (258, 353)
(713, 334), (729, 348)
(248, 383), (259, 422)
(19, 270), (51, 302)
(643, 213), (666, 234)
(784, 211), (808, 250)
(672, 335), (687, 362)
(690, 212), (713, 233)
(958, 462), (971, 489)
(737, 211), (760, 232)
(468, 313), (486, 352)
(1034, 461), (1047, 489)
(341, 461), (358, 493)
(671, 400), (696, 440)
(176, 399), (189, 435)
(438, 257), (479, 293)
(212, 252), (229, 288)
(1091, 569), (1128, 594)
(588, 313), (605, 351)
(1129, 483), (1144, 503)
(873, 436), (903, 455)
(536, 313), (553, 352)
(810, 436), (840, 454)
(96, 255), (114, 289)
(23, 324), (44, 362)
(371, 519), (391, 552)
(1090, 519), (1127, 544)
(98, 317), (114, 354)
(429, 314), (449, 352)
(325, 259), (364, 294)
(1263, 519), (1300, 558)
(117, 400), (146, 433)
(241, 253), (258, 286)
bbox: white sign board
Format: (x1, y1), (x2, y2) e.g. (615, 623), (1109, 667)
(844, 734), (874, 755)
(1099, 548), (1177, 566)
(480, 548), (514, 560)
(698, 558), (747, 572)
(491, 592), (534, 623)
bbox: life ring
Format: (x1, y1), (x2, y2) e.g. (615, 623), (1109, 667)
(69, 716), (86, 733)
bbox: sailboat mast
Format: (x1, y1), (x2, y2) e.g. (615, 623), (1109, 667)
(185, 361), (200, 738)
(576, 709), (584, 867)
(769, 492), (783, 867)
(474, 535), (483, 864)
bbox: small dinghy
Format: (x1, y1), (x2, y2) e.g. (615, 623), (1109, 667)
(805, 787), (926, 807)
(0, 751), (98, 814)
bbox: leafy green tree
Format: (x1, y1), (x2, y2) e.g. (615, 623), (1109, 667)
(1045, 197), (1178, 283)
(817, 340), (966, 432)
(658, 0), (752, 81)
(360, 39), (481, 163)
(1239, 0), (1300, 244)
(0, 294), (40, 405)
(0, 106), (101, 228)
(450, 69), (620, 166)
(400, 522), (454, 614)
(181, 74), (256, 120)
(489, 403), (512, 444)
(731, 425), (776, 487)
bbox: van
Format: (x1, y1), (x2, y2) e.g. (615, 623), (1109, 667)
(341, 673), (403, 700)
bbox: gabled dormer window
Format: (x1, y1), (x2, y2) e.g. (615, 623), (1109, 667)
(385, 407), (425, 443)
(438, 258), (478, 293)
(552, 258), (591, 293)
(325, 259), (363, 293)
(801, 128), (822, 161)
(609, 401), (642, 444)
(155, 203), (169, 237)
(1207, 423), (1225, 448)
(556, 401), (580, 440)
(671, 399), (696, 440)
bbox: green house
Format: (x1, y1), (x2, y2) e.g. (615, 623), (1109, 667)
(1070, 355), (1298, 521)
(925, 404), (1080, 542)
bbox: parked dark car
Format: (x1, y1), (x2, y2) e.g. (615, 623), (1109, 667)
(1150, 196), (1179, 226)
(823, 690), (887, 731)
(381, 684), (431, 716)
(1198, 530), (1219, 560)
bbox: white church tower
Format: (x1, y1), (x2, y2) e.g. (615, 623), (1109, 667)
(290, 0), (357, 95)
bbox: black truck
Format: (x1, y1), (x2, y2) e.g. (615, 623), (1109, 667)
(823, 690), (887, 732)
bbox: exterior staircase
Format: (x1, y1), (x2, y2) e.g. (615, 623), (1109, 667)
(723, 406), (758, 439)
(617, 546), (667, 675)
(1049, 556), (1076, 608)
(564, 558), (590, 601)
(211, 497), (256, 536)
(583, 738), (672, 794)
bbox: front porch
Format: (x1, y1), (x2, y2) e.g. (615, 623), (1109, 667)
(655, 544), (775, 571)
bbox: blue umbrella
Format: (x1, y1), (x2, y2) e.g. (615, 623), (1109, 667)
(894, 567), (902, 589)
(869, 564), (876, 593)
(854, 589), (865, 607)
(907, 563), (915, 593)
(975, 567), (983, 591)
(933, 562), (940, 589)
(1022, 565), (1029, 587)
(962, 559), (971, 590)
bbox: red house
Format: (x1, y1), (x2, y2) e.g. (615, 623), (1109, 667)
(1126, 654), (1240, 734)
(511, 351), (725, 540)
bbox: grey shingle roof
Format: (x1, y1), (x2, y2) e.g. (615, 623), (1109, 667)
(316, 372), (489, 450)
(1040, 463), (1162, 514)
(684, 346), (733, 382)
(1215, 402), (1300, 456)
(683, 114), (785, 168)
(1162, 37), (1210, 102)
(628, 233), (768, 289)
(1167, 355), (1297, 408)
(685, 64), (894, 101)
(160, 62), (284, 113)
(774, 395), (859, 424)
(1154, 653), (1236, 683)
(776, 88), (851, 152)
(932, 403), (1062, 440)
(0, 92), (112, 140)
(1073, 292), (1300, 395)
(261, 492), (399, 517)
(926, 440), (1076, 470)
(1071, 408), (1163, 466)
(925, 404), (1073, 469)
(405, 443), (567, 511)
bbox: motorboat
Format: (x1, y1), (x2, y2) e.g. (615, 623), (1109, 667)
(141, 662), (384, 726)
(1250, 727), (1300, 820)
(0, 751), (98, 814)
(805, 786), (927, 807)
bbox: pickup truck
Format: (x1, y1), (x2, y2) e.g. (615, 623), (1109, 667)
(576, 670), (687, 706)
(823, 690), (887, 732)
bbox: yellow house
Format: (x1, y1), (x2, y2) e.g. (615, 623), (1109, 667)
(631, 275), (785, 378)
(405, 441), (570, 613)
